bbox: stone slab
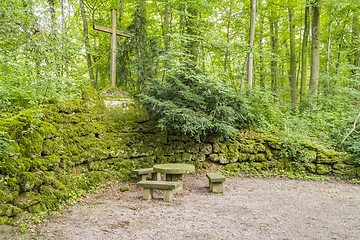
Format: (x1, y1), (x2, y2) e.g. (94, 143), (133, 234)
(137, 180), (180, 190)
(132, 168), (154, 175)
(206, 173), (226, 183)
(153, 163), (195, 174)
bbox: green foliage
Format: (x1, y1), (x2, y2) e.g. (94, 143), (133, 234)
(140, 72), (250, 141)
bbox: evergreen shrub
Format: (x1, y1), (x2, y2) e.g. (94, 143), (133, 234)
(140, 73), (251, 141)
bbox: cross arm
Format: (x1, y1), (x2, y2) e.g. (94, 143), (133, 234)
(93, 25), (132, 38)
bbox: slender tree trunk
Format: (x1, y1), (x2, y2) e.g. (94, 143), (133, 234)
(118, 0), (124, 30)
(309, 0), (322, 96)
(259, 0), (265, 88)
(289, 2), (297, 104)
(353, 9), (360, 73)
(300, 0), (310, 98)
(91, 12), (99, 88)
(79, 0), (96, 90)
(224, 0), (234, 76)
(137, 0), (147, 91)
(247, 0), (256, 90)
(269, 8), (278, 99)
(186, 2), (199, 70)
(164, 0), (170, 51)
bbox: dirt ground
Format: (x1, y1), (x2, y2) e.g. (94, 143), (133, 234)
(1, 171), (360, 240)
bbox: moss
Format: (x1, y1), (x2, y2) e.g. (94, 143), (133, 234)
(39, 186), (58, 210)
(18, 131), (44, 158)
(182, 152), (192, 161)
(0, 204), (22, 217)
(0, 216), (10, 225)
(0, 190), (15, 204)
(144, 132), (168, 147)
(42, 139), (61, 156)
(277, 159), (293, 172)
(184, 142), (199, 154)
(109, 145), (131, 158)
(38, 122), (58, 139)
(192, 154), (206, 162)
(208, 154), (219, 162)
(130, 144), (154, 158)
(88, 161), (106, 171)
(343, 154), (357, 165)
(316, 164), (331, 175)
(265, 149), (273, 159)
(85, 148), (110, 162)
(304, 163), (316, 173)
(238, 153), (250, 162)
(213, 142), (226, 154)
(1, 157), (30, 177)
(44, 155), (61, 170)
(316, 151), (339, 164)
(120, 186), (130, 192)
(194, 160), (202, 170)
(266, 138), (281, 150)
(14, 192), (41, 209)
(19, 172), (44, 192)
(52, 181), (65, 190)
(7, 178), (20, 192)
(28, 203), (46, 213)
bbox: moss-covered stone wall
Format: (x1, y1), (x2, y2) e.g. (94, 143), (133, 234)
(0, 86), (358, 224)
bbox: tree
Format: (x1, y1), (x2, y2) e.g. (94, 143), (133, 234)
(309, 0), (322, 96)
(289, 0), (297, 104)
(247, 0), (257, 90)
(80, 0), (96, 90)
(300, 0), (310, 98)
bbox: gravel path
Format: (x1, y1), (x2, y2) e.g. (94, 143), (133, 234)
(1, 172), (360, 239)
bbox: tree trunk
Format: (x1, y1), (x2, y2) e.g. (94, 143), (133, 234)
(186, 2), (199, 70)
(309, 0), (322, 96)
(164, 0), (170, 51)
(269, 8), (278, 99)
(137, 0), (147, 91)
(79, 0), (96, 90)
(259, 0), (265, 88)
(118, 0), (124, 30)
(247, 0), (256, 90)
(224, 0), (234, 76)
(300, 0), (310, 98)
(353, 9), (360, 73)
(289, 2), (297, 104)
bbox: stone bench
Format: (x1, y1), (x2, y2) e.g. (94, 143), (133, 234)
(137, 180), (180, 203)
(132, 168), (161, 182)
(206, 173), (225, 193)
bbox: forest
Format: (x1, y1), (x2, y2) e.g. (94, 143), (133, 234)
(1, 0), (360, 160)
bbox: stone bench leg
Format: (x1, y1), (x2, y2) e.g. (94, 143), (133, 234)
(209, 181), (213, 191)
(143, 188), (153, 200)
(164, 189), (174, 203)
(137, 175), (147, 182)
(166, 174), (183, 193)
(211, 182), (224, 194)
(151, 172), (161, 181)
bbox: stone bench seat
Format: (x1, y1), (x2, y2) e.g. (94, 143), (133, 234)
(132, 168), (160, 182)
(137, 180), (180, 203)
(206, 173), (225, 193)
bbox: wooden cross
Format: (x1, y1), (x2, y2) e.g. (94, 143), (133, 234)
(93, 9), (132, 86)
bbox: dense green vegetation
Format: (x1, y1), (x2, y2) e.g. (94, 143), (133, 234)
(1, 0), (360, 159)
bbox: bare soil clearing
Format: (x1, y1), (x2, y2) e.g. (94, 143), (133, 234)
(1, 172), (360, 240)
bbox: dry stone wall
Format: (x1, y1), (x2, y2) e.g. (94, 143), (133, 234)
(0, 86), (358, 224)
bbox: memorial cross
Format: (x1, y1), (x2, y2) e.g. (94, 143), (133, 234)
(93, 9), (132, 86)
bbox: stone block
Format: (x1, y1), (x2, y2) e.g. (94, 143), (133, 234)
(192, 154), (206, 162)
(185, 142), (200, 153)
(208, 154), (220, 162)
(199, 143), (212, 154)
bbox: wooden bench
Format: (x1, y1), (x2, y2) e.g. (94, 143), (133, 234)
(132, 168), (161, 182)
(137, 180), (180, 203)
(206, 173), (225, 193)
